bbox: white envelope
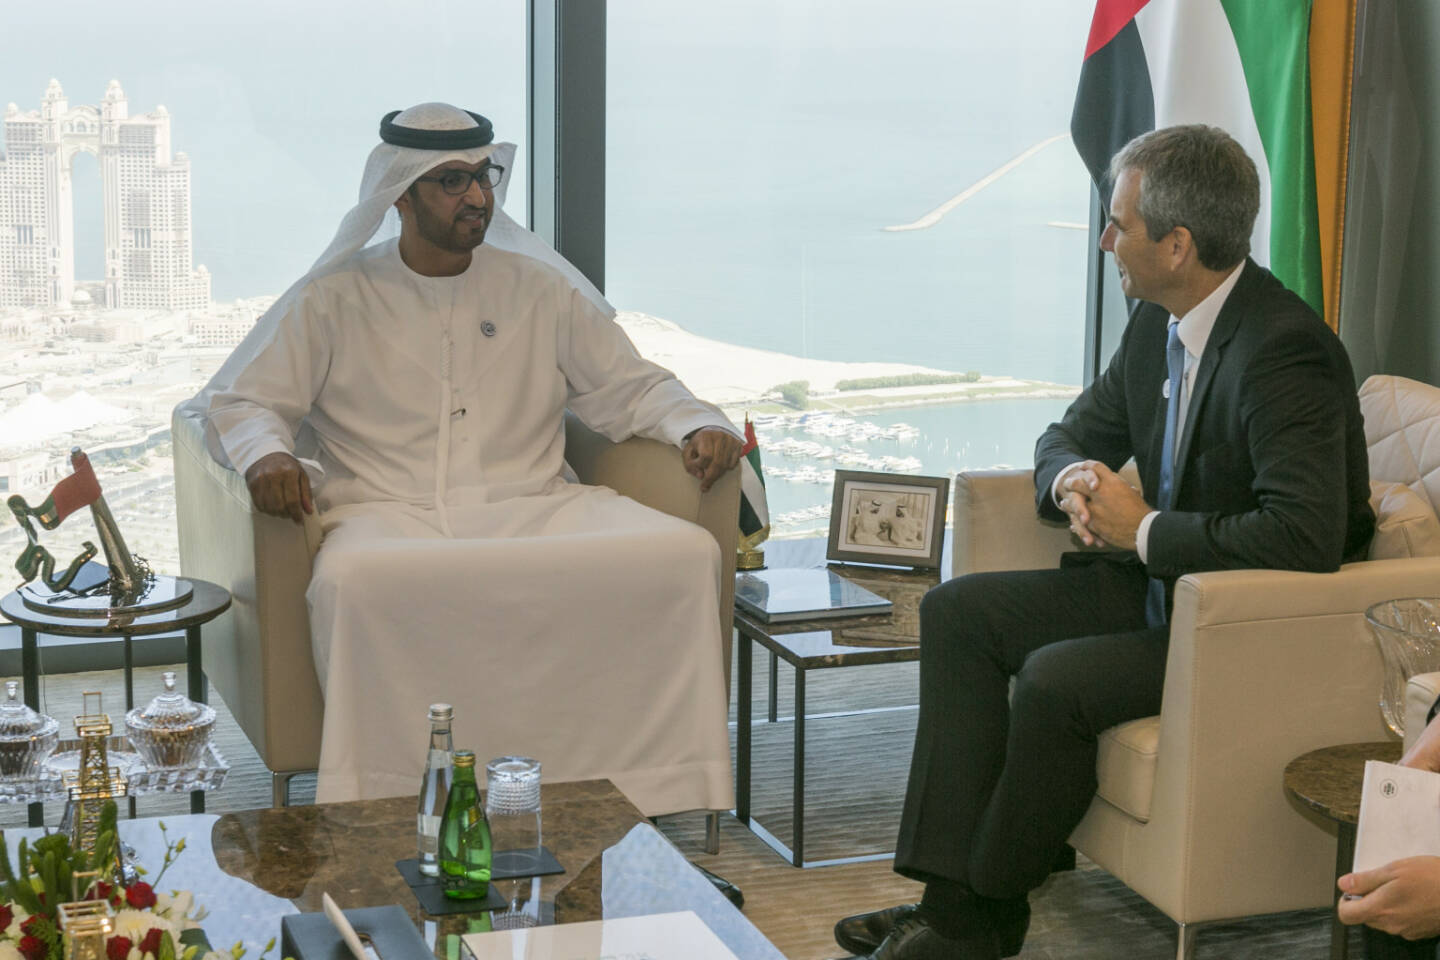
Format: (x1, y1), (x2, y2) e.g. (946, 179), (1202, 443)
(1353, 760), (1440, 873)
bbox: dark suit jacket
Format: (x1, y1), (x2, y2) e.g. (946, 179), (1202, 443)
(1034, 259), (1374, 591)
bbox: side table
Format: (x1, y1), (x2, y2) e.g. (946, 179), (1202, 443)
(1, 577), (231, 825)
(734, 553), (935, 868)
(1284, 740), (1404, 960)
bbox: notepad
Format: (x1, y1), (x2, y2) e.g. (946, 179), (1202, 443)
(461, 911), (740, 960)
(734, 568), (892, 623)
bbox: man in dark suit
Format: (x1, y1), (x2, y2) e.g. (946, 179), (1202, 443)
(834, 125), (1375, 959)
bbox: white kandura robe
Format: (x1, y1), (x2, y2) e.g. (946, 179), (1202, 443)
(208, 239), (737, 815)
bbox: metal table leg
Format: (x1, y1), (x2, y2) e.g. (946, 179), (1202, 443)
(792, 666), (806, 867)
(1332, 822), (1356, 960)
(735, 629), (752, 823)
(124, 634), (136, 819)
(187, 624), (206, 813)
(768, 651), (778, 723)
(22, 627), (41, 828)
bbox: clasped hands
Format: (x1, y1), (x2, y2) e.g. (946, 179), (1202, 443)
(1058, 460), (1151, 552)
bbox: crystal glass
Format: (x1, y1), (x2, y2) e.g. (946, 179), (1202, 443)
(124, 671), (216, 769)
(1365, 597), (1440, 737)
(0, 680), (59, 778)
(486, 756), (543, 876)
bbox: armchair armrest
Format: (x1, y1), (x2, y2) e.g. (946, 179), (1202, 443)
(171, 409), (324, 774)
(1406, 672), (1440, 752)
(1119, 558), (1440, 919)
(563, 413), (740, 693)
(951, 469), (1072, 579)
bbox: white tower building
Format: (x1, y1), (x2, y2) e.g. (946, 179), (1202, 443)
(0, 79), (211, 310)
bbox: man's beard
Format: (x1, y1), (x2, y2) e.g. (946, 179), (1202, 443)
(416, 202), (489, 253)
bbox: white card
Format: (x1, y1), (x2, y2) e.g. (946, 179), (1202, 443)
(1353, 760), (1440, 873)
(461, 911), (740, 960)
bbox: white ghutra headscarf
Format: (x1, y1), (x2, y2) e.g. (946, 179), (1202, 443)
(181, 102), (612, 465)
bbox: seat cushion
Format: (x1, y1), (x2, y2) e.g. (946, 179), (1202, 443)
(1095, 715), (1160, 822)
(1369, 480), (1440, 559)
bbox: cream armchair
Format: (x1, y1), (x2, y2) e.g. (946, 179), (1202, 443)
(950, 374), (1440, 959)
(171, 408), (739, 806)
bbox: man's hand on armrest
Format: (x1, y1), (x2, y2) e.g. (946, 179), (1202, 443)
(682, 427), (742, 492)
(244, 451), (314, 524)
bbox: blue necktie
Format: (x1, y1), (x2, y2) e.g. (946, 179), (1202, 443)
(1146, 323), (1186, 627)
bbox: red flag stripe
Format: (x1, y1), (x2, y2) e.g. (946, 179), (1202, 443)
(742, 419), (759, 456)
(50, 451), (102, 524)
(1084, 0), (1152, 59)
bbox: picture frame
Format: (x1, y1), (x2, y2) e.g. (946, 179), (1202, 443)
(826, 470), (950, 569)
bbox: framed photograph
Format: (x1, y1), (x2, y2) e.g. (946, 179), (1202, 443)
(826, 470), (950, 569)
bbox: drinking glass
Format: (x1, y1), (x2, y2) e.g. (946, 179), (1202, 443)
(1365, 597), (1440, 737)
(485, 756), (543, 875)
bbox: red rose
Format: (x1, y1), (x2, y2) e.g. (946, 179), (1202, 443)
(125, 881), (157, 909)
(17, 935), (46, 960)
(0, 903), (12, 928)
(89, 880), (114, 901)
(139, 928), (164, 955)
(107, 936), (133, 960)
(20, 914), (48, 935)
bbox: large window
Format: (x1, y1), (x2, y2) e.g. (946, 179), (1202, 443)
(607, 0), (1095, 536)
(0, 0), (527, 577)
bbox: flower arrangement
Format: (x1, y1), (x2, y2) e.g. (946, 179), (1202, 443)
(0, 802), (232, 960)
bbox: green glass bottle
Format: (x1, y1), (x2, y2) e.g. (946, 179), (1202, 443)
(438, 749), (493, 899)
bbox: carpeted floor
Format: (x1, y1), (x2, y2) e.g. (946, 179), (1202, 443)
(2, 656), (1359, 959)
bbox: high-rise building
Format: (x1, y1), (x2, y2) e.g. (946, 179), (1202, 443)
(0, 79), (210, 311)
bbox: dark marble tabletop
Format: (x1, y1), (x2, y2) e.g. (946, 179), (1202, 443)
(1284, 741), (1404, 824)
(0, 577), (230, 637)
(3, 779), (784, 958)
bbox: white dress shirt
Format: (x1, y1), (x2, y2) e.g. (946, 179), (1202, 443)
(1053, 261), (1245, 561)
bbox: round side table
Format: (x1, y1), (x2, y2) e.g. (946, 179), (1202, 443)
(0, 577), (231, 825)
(1284, 740), (1404, 960)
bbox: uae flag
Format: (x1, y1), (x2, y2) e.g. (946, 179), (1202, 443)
(738, 418), (769, 543)
(1072, 0), (1358, 329)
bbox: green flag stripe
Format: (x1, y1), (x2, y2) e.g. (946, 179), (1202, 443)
(1218, 0), (1324, 316)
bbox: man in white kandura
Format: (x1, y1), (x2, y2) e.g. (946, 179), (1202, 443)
(185, 102), (742, 816)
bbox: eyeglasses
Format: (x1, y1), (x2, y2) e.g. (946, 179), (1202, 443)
(413, 164), (505, 195)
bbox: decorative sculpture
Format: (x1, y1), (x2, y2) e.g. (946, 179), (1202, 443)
(63, 692), (128, 866)
(7, 447), (190, 616)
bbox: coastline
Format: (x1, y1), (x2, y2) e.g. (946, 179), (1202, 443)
(616, 310), (1079, 418)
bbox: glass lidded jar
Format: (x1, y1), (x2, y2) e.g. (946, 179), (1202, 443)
(0, 681), (60, 778)
(125, 671), (216, 769)
(1366, 597), (1440, 738)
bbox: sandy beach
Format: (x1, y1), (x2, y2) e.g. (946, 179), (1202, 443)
(616, 310), (1078, 413)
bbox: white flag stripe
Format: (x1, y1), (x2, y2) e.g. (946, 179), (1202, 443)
(1134, 0), (1273, 268)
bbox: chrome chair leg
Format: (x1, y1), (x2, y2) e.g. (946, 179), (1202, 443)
(272, 770), (306, 808)
(1176, 921), (1199, 960)
(705, 811), (721, 855)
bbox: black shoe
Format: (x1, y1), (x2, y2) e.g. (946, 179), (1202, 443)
(867, 913), (1001, 960)
(694, 863), (744, 909)
(991, 897), (1029, 958)
(834, 903), (918, 956)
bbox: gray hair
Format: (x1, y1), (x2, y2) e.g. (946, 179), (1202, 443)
(1108, 125), (1260, 271)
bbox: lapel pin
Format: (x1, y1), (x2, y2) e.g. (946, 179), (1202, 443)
(481, 321), (497, 338)
(1162, 378), (1171, 400)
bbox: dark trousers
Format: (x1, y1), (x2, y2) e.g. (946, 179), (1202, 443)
(893, 557), (1168, 898)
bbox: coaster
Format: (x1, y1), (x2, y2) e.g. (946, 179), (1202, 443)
(492, 846), (565, 880)
(394, 859), (508, 914)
